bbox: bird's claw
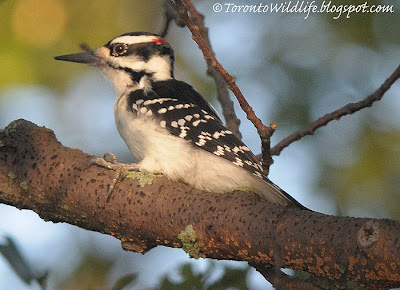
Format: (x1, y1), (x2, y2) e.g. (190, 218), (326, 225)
(89, 153), (139, 201)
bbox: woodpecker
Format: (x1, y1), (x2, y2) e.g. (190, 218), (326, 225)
(55, 32), (305, 209)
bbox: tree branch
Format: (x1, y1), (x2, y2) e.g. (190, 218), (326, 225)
(179, 0), (242, 140)
(1, 119), (399, 289)
(251, 265), (322, 289)
(159, 1), (185, 38)
(270, 65), (400, 156)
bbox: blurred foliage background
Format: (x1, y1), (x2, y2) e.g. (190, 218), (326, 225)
(0, 0), (399, 289)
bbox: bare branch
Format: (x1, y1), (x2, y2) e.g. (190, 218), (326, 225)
(251, 265), (324, 289)
(260, 122), (277, 174)
(159, 1), (185, 38)
(1, 119), (400, 289)
(270, 65), (400, 156)
(180, 0), (242, 140)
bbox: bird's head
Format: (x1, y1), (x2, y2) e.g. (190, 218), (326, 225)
(55, 32), (175, 95)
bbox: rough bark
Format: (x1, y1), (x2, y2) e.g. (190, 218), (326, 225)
(0, 119), (399, 289)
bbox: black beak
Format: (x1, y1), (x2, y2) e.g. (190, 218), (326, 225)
(54, 51), (101, 65)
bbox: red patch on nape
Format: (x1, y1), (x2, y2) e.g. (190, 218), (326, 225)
(152, 38), (167, 45)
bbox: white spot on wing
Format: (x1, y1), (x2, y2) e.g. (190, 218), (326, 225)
(179, 126), (189, 138)
(213, 145), (225, 156)
(213, 131), (223, 139)
(223, 145), (232, 152)
(240, 145), (250, 151)
(144, 98), (178, 106)
(233, 157), (244, 167)
(192, 120), (201, 127)
(233, 146), (250, 153)
(193, 119), (207, 127)
(195, 139), (207, 146)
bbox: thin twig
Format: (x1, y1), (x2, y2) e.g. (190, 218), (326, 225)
(250, 264), (320, 289)
(159, 1), (185, 37)
(167, 0), (276, 173)
(159, 12), (172, 38)
(260, 122), (277, 174)
(270, 65), (400, 156)
(182, 0), (242, 140)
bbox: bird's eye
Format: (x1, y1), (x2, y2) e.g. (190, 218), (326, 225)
(111, 43), (128, 56)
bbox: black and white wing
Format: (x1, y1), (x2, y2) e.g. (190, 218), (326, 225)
(128, 79), (264, 178)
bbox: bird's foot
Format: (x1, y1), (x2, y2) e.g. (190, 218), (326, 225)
(90, 153), (139, 172)
(89, 153), (139, 201)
